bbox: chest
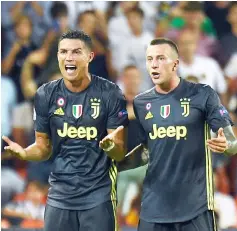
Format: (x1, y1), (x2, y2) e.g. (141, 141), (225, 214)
(48, 91), (106, 129)
(137, 95), (204, 133)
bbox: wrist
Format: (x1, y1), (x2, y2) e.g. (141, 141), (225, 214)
(21, 149), (28, 160)
(103, 141), (115, 152)
(224, 140), (237, 155)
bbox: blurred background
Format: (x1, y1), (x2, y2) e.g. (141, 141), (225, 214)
(1, 1), (237, 231)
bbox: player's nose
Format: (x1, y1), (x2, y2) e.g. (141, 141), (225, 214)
(151, 60), (159, 69)
(65, 52), (74, 61)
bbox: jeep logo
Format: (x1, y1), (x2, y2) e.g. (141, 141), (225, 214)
(57, 123), (97, 140)
(149, 124), (187, 140)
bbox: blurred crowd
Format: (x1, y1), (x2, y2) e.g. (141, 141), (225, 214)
(1, 1), (237, 230)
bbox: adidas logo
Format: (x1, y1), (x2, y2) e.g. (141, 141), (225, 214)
(145, 111), (153, 120)
(54, 107), (64, 115)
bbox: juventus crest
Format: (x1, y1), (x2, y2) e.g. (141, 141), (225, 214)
(180, 98), (190, 117)
(90, 98), (100, 119)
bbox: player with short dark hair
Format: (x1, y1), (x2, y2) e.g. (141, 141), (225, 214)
(3, 29), (129, 231)
(130, 37), (237, 231)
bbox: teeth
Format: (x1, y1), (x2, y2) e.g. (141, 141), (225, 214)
(65, 65), (76, 68)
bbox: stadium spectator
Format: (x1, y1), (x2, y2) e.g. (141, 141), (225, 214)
(1, 76), (26, 207)
(218, 2), (237, 67)
(21, 2), (70, 101)
(1, 1), (52, 49)
(214, 170), (237, 229)
(177, 29), (229, 107)
(165, 1), (218, 57)
(121, 7), (153, 92)
(2, 14), (37, 103)
(2, 181), (46, 227)
(108, 1), (138, 79)
(76, 10), (111, 81)
(65, 1), (108, 29)
(204, 1), (231, 39)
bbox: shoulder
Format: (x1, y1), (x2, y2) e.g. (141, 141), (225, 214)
(36, 79), (62, 97)
(93, 75), (120, 92)
(134, 87), (155, 104)
(185, 79), (216, 96)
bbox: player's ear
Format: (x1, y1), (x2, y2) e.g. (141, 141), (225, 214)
(88, 52), (94, 63)
(172, 59), (179, 71)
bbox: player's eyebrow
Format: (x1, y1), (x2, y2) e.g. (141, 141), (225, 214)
(156, 55), (166, 58)
(147, 55), (166, 58)
(59, 48), (82, 52)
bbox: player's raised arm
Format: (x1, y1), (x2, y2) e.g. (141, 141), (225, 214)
(2, 131), (52, 161)
(100, 125), (127, 161)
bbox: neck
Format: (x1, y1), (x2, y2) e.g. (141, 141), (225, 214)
(64, 73), (91, 93)
(155, 75), (180, 94)
(132, 28), (142, 37)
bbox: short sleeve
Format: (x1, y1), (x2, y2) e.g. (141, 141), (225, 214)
(106, 85), (129, 129)
(205, 87), (233, 133)
(33, 85), (50, 135)
(133, 99), (148, 146)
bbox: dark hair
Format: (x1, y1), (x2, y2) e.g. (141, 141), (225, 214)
(150, 38), (179, 57)
(126, 7), (144, 18)
(183, 1), (204, 12)
(59, 30), (93, 50)
(50, 2), (68, 19)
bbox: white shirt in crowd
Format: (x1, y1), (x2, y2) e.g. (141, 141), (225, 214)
(122, 31), (154, 92)
(224, 53), (237, 79)
(178, 55), (227, 94)
(65, 1), (109, 28)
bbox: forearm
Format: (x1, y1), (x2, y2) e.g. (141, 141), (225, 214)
(2, 48), (18, 74)
(224, 126), (237, 156)
(24, 142), (51, 161)
(3, 209), (31, 219)
(21, 59), (37, 99)
(10, 2), (25, 23)
(119, 144), (149, 172)
(31, 2), (43, 16)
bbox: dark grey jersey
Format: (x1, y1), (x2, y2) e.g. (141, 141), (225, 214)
(133, 78), (233, 223)
(34, 75), (129, 210)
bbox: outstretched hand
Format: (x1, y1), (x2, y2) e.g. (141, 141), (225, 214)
(2, 136), (27, 160)
(206, 128), (228, 153)
(99, 126), (124, 152)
